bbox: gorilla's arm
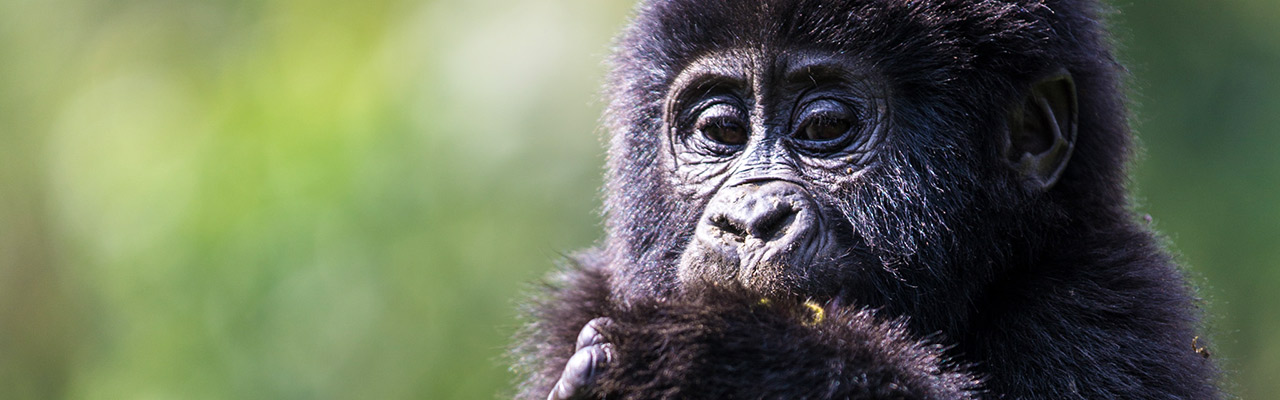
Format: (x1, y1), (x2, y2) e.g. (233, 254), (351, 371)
(512, 258), (978, 400)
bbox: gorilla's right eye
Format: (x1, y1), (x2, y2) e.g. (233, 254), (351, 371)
(699, 119), (748, 146)
(693, 103), (748, 147)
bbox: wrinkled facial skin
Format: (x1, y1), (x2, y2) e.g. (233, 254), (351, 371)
(665, 50), (895, 299)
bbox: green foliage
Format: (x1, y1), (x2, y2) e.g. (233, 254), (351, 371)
(0, 0), (1274, 398)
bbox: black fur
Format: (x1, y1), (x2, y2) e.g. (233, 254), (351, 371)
(514, 0), (1220, 398)
(514, 257), (979, 399)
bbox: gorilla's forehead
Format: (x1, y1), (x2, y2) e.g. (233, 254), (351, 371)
(620, 0), (1056, 90)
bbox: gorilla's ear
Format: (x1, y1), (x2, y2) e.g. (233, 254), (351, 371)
(1003, 71), (1077, 191)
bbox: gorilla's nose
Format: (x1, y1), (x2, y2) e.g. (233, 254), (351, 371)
(680, 180), (824, 292)
(701, 181), (818, 250)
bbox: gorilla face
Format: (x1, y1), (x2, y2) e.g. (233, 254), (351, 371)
(665, 51), (898, 298)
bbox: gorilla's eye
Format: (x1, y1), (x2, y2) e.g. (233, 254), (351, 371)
(794, 99), (859, 146)
(802, 115), (852, 141)
(700, 120), (748, 145)
(694, 103), (749, 147)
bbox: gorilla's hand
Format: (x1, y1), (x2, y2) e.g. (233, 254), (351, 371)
(543, 290), (977, 400)
(547, 318), (614, 400)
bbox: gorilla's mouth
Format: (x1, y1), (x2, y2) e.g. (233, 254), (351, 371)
(675, 230), (838, 298)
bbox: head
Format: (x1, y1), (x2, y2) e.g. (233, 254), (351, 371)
(600, 0), (1130, 332)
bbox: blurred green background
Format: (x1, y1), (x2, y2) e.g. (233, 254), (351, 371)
(0, 0), (1275, 398)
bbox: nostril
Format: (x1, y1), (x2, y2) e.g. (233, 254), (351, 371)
(709, 214), (747, 241)
(750, 204), (796, 241)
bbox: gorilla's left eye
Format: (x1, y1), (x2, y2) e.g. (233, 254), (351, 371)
(794, 99), (859, 146)
(803, 115), (852, 141)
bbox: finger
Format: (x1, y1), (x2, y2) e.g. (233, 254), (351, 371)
(547, 375), (576, 400)
(547, 343), (614, 400)
(575, 317), (615, 351)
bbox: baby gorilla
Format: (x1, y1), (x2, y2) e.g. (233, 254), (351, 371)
(514, 0), (1220, 399)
